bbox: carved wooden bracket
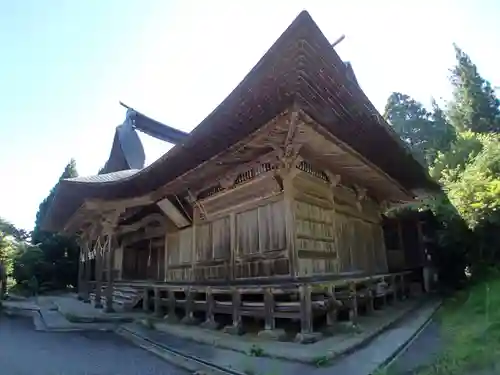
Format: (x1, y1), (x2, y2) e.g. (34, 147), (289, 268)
(118, 213), (166, 235)
(324, 171), (341, 187)
(101, 209), (124, 235)
(187, 189), (208, 221)
(353, 185), (368, 212)
(92, 234), (111, 257)
(379, 200), (391, 212)
(218, 174), (238, 189)
(354, 185), (368, 201)
(274, 110), (304, 174)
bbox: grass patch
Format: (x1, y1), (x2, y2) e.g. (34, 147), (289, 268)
(416, 277), (500, 374)
(312, 355), (330, 367)
(248, 344), (265, 357)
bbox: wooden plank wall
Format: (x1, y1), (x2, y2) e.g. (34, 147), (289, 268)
(234, 198), (288, 278)
(383, 218), (406, 272)
(166, 227), (193, 281)
(293, 172), (388, 276)
(165, 171), (288, 282)
(124, 161), (389, 283)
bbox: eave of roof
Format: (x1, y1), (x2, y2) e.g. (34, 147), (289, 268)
(42, 10), (440, 233)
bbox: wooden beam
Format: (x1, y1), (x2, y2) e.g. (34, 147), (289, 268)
(118, 213), (166, 234)
(298, 110), (414, 200)
(156, 198), (190, 228)
(150, 113), (289, 201)
(85, 195), (154, 211)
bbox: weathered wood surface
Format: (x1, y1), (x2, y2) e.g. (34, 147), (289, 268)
(107, 110), (426, 293)
(119, 269), (417, 343)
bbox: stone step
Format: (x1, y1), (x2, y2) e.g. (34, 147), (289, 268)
(89, 293), (126, 306)
(89, 285), (143, 311)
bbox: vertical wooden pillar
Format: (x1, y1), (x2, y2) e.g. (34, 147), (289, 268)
(367, 282), (375, 314)
(300, 284), (313, 334)
(223, 288), (243, 335)
(348, 282), (358, 323)
(191, 219), (197, 282)
(181, 287), (197, 325)
(397, 221), (406, 269)
(283, 174), (297, 278)
(391, 274), (397, 303)
(263, 288), (275, 331)
(142, 287), (150, 312)
(164, 288), (178, 323)
(258, 287), (284, 340)
(382, 276), (388, 307)
(401, 273), (406, 300)
(164, 232), (169, 282)
(201, 287), (218, 330)
(83, 243), (91, 303)
(94, 239), (103, 309)
(154, 287), (162, 317)
(295, 283), (320, 343)
(105, 235), (115, 313)
(77, 241), (85, 300)
(229, 213), (236, 281)
(326, 284), (338, 326)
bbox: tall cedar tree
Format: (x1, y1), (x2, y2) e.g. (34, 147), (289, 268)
(448, 44), (500, 133)
(31, 159), (80, 289)
(383, 92), (455, 166)
(0, 217), (29, 241)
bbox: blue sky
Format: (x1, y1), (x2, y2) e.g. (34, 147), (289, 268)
(1, 0), (499, 231)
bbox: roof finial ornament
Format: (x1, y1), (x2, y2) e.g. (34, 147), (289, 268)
(331, 34), (345, 48)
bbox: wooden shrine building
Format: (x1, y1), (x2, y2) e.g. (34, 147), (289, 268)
(42, 11), (439, 342)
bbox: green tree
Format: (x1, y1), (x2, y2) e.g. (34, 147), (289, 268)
(448, 44), (500, 133)
(32, 159), (77, 244)
(439, 132), (500, 229)
(0, 217), (30, 242)
(27, 159), (80, 290)
(383, 92), (455, 166)
(429, 99), (457, 156)
(11, 243), (47, 293)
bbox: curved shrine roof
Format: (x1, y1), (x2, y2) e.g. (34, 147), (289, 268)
(43, 10), (439, 233)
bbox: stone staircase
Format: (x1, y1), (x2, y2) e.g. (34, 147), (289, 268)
(90, 285), (143, 311)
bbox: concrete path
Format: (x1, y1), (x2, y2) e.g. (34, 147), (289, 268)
(0, 315), (188, 375)
(119, 299), (441, 375)
(152, 298), (431, 364)
(41, 294), (144, 322)
(385, 320), (442, 374)
(1, 294), (442, 375)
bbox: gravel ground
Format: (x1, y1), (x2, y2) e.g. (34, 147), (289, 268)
(0, 315), (189, 375)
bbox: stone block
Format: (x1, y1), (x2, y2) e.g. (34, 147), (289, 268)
(257, 328), (286, 341)
(294, 332), (322, 344)
(223, 323), (244, 335)
(180, 315), (199, 326)
(163, 313), (179, 324)
(200, 319), (220, 330)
